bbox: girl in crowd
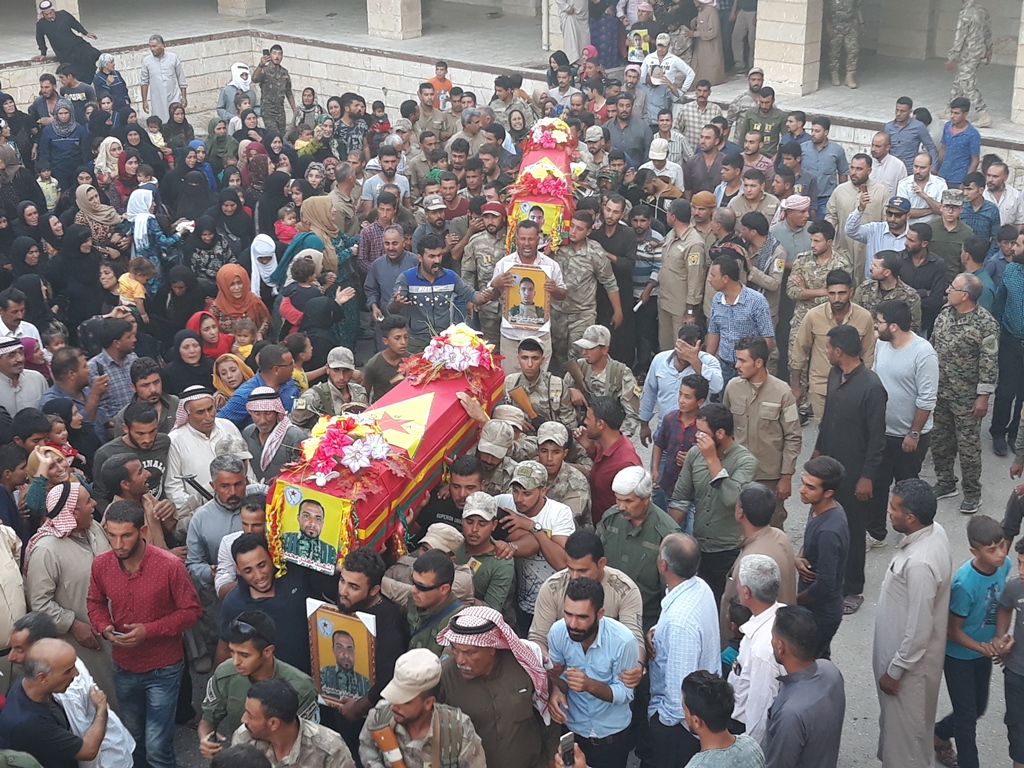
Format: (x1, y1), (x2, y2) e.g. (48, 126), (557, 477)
(187, 309), (234, 360)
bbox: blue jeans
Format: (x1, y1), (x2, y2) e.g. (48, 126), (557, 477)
(934, 655), (992, 768)
(114, 659), (184, 768)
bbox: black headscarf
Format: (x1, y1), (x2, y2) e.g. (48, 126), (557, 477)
(232, 110), (266, 143)
(8, 236), (47, 278)
(118, 123), (164, 170)
(174, 170), (214, 222)
(41, 398), (102, 467)
(256, 171), (291, 236)
(547, 51), (571, 87)
(263, 132), (298, 171)
(13, 274), (58, 330)
(209, 188), (255, 245)
(39, 214), (64, 253)
(161, 264), (209, 329)
(160, 145), (198, 212)
(88, 109), (113, 140)
(50, 223), (104, 335)
(160, 329), (214, 395)
(12, 201), (44, 241)
(298, 296), (344, 370)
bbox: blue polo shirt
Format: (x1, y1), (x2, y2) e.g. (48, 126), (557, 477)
(939, 122), (981, 185)
(802, 140), (849, 201)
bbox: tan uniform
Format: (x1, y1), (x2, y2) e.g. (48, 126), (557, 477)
(233, 719), (356, 768)
(728, 193), (781, 223)
(503, 372), (576, 427)
(789, 301), (875, 419)
(329, 187), (360, 238)
(446, 130), (486, 155)
(462, 229), (506, 346)
(483, 456), (517, 496)
(825, 179), (887, 280)
(359, 701), (488, 768)
(746, 239), (788, 324)
(785, 249), (854, 339)
(657, 225), (708, 351)
(722, 373), (802, 526)
(549, 239), (619, 369)
(413, 107), (459, 144)
(404, 152), (434, 201)
(718, 526), (798, 646)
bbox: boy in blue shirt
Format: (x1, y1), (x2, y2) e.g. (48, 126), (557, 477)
(933, 514), (1010, 768)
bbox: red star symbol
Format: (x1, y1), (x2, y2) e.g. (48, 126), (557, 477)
(376, 413), (414, 434)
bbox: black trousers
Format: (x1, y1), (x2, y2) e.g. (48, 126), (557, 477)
(775, 269), (794, 379)
(643, 713), (700, 768)
(698, 548), (740, 609)
(577, 728), (634, 768)
(866, 433), (931, 541)
(836, 486), (873, 596)
(992, 329), (1024, 445)
(633, 296), (659, 378)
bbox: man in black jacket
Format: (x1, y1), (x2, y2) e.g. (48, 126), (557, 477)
(32, 1), (101, 83)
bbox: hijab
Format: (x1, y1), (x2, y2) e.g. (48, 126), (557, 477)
(175, 170), (214, 221)
(256, 171), (291, 235)
(40, 399), (101, 466)
(294, 89), (324, 128)
(93, 136), (122, 180)
(212, 188), (255, 243)
(161, 329), (214, 395)
(8, 236), (45, 278)
(88, 109), (113, 140)
(246, 154), (271, 193)
(508, 109), (530, 143)
(304, 161), (327, 194)
(249, 233), (278, 296)
(263, 132), (295, 169)
(229, 63), (252, 93)
(13, 201), (43, 240)
(126, 188), (156, 253)
(163, 264), (209, 328)
(187, 309), (234, 359)
(40, 213), (64, 252)
(13, 274), (56, 329)
(548, 51), (571, 86)
(113, 149), (141, 203)
(240, 142), (268, 189)
(213, 352), (254, 397)
(75, 184), (123, 228)
(214, 263), (262, 319)
(184, 214), (222, 255)
(233, 110), (265, 143)
(300, 195), (339, 271)
(0, 94), (33, 147)
(20, 337), (51, 380)
(51, 98), (77, 139)
(206, 117), (239, 170)
(161, 102), (193, 146)
(0, 145), (23, 185)
(189, 139), (217, 190)
(219, 167), (242, 190)
(119, 123), (162, 167)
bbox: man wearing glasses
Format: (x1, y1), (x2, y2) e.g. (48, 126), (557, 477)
(216, 344), (300, 429)
(844, 195), (912, 280)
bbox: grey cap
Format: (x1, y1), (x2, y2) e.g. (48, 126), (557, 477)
(511, 460), (548, 490)
(537, 421), (569, 446)
(478, 420), (514, 459)
(424, 194), (446, 211)
(462, 492), (498, 520)
(574, 324), (611, 349)
(327, 346), (356, 370)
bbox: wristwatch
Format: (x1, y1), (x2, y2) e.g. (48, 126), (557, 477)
(533, 521), (543, 532)
(909, 430), (921, 439)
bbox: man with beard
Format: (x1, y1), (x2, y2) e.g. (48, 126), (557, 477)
(93, 401), (172, 511)
(845, 193), (911, 280)
(899, 222), (949, 334)
(321, 631), (370, 699)
(392, 233), (493, 354)
(590, 195), (636, 365)
(684, 126), (725, 198)
(281, 499), (336, 569)
(242, 388), (305, 485)
(101, 452), (184, 558)
(825, 151), (886, 280)
(186, 454), (248, 588)
(33, 0), (101, 83)
(869, 132), (907, 196)
(112, 358), (179, 435)
(365, 224), (417, 349)
(462, 202), (507, 346)
(329, 547), (410, 756)
(198, 611), (318, 760)
(412, 195), (452, 255)
(88, 500), (202, 768)
(407, 549), (462, 657)
(546, 577), (639, 768)
(219, 533), (311, 674)
(359, 145), (410, 215)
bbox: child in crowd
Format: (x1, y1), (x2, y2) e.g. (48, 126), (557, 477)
(934, 515), (1011, 768)
(651, 365), (707, 526)
(275, 205), (299, 244)
(988, 224), (1018, 287)
(284, 332), (325, 392)
(44, 413), (87, 470)
(36, 164), (60, 213)
(231, 318), (259, 360)
(428, 61), (453, 110)
(0, 445), (28, 544)
(41, 329), (66, 357)
(146, 115), (168, 152)
(362, 315), (409, 402)
(119, 256), (158, 326)
(292, 124), (314, 152)
(996, 537), (1024, 768)
(721, 601), (751, 679)
(278, 258), (323, 334)
(367, 100), (391, 149)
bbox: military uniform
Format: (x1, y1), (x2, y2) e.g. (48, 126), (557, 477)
(546, 463), (592, 530)
(281, 531), (338, 568)
(408, 595), (464, 656)
(948, 0), (993, 117)
(503, 372), (576, 426)
(853, 278), (923, 333)
(359, 701), (488, 768)
(825, 0), (860, 84)
(234, 718), (356, 768)
(462, 230), (506, 346)
(253, 62), (293, 134)
(549, 239), (620, 370)
(413, 108), (459, 145)
(203, 658), (319, 736)
(483, 456), (517, 496)
(291, 380), (369, 428)
(657, 225), (708, 352)
(564, 359), (641, 437)
(320, 665), (371, 699)
(786, 249), (853, 332)
(931, 303), (999, 500)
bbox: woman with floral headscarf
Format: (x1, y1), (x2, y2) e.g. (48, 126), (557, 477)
(239, 142), (268, 189)
(37, 98), (91, 192)
(73, 184), (127, 258)
(161, 102), (195, 152)
(209, 263), (271, 337)
(206, 117), (239, 176)
(293, 87), (324, 129)
(92, 136), (123, 186)
(304, 161), (327, 195)
(93, 54), (130, 114)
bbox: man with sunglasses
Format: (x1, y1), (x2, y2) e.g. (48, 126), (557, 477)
(407, 549), (462, 657)
(199, 611), (318, 761)
(845, 195), (912, 280)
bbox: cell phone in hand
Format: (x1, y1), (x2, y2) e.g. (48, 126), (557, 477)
(559, 733), (575, 767)
(95, 362), (105, 376)
(262, 49), (270, 56)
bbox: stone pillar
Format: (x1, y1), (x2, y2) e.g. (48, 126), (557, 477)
(755, 0), (823, 97)
(1013, 3), (1024, 125)
(367, 0), (423, 40)
(217, 0), (266, 17)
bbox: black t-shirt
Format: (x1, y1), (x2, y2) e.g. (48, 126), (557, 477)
(221, 568), (312, 674)
(413, 492), (463, 546)
(0, 681), (82, 768)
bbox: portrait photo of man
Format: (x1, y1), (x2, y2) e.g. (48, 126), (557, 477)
(281, 498), (338, 568)
(319, 629), (371, 699)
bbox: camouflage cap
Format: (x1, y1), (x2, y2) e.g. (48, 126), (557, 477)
(511, 460), (548, 490)
(941, 189), (965, 207)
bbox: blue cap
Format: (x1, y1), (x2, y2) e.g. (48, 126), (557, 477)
(886, 196), (911, 213)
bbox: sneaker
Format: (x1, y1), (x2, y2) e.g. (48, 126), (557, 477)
(931, 483), (958, 500)
(866, 533), (886, 550)
(959, 496), (981, 514)
(994, 435), (1009, 456)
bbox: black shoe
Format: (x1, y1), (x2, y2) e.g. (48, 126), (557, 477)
(994, 436), (1009, 456)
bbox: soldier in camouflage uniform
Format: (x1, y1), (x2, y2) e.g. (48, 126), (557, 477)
(252, 45), (295, 135)
(930, 273), (999, 513)
(565, 325), (641, 437)
(785, 222), (853, 362)
(825, 0), (861, 88)
(462, 205), (506, 347)
(290, 347), (368, 429)
(535, 421), (592, 529)
(476, 420), (518, 495)
(549, 211), (622, 374)
(853, 249), (922, 333)
(947, 0), (993, 128)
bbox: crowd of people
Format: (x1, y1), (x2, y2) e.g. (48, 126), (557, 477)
(0, 2), (1019, 768)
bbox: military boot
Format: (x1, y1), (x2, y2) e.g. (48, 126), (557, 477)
(845, 71), (858, 88)
(830, 69), (841, 86)
(973, 111), (992, 128)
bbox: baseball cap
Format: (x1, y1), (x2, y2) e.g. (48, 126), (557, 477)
(511, 460), (548, 490)
(585, 125), (604, 142)
(381, 649), (442, 705)
(575, 324), (611, 349)
(420, 522), (464, 554)
(392, 118), (413, 134)
(691, 191), (716, 208)
(537, 421), (569, 446)
(462, 492), (498, 520)
(481, 201), (505, 217)
(491, 404), (527, 430)
(424, 194), (446, 211)
(648, 138), (669, 161)
(327, 346), (356, 370)
(478, 420), (514, 459)
(940, 189), (964, 207)
(656, 33), (671, 46)
(214, 435), (253, 461)
(886, 195), (911, 213)
(748, 66), (765, 76)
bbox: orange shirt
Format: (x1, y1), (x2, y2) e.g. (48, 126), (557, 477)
(427, 76), (454, 109)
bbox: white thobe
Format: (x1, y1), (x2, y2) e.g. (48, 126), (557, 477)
(140, 51), (187, 121)
(165, 418), (243, 512)
(557, 0), (590, 62)
(871, 152), (909, 195)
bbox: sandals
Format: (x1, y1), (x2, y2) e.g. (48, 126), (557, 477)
(934, 739), (959, 768)
(843, 594), (864, 615)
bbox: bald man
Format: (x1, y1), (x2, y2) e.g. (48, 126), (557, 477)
(869, 132), (908, 196)
(0, 638), (109, 767)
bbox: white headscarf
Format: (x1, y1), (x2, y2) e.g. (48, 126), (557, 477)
(126, 188), (155, 253)
(230, 63), (251, 94)
(250, 234), (279, 296)
(94, 136), (122, 179)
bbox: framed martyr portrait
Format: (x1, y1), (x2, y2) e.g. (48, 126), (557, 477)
(504, 264), (550, 330)
(308, 599), (376, 706)
(278, 484), (346, 575)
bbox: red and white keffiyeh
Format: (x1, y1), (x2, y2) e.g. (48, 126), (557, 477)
(437, 605), (550, 714)
(25, 482), (81, 567)
(246, 386), (290, 471)
(174, 385), (216, 428)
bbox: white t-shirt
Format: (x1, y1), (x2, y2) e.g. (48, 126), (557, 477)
(492, 252), (566, 340)
(361, 172), (411, 203)
(494, 493), (575, 612)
